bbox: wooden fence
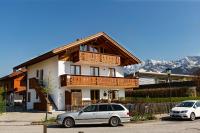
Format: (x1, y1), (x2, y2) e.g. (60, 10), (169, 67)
(65, 102), (178, 114)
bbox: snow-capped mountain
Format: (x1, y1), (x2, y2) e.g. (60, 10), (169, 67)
(124, 56), (200, 75)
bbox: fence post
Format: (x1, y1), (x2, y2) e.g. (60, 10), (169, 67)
(43, 124), (47, 133)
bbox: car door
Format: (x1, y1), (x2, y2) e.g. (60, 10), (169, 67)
(76, 105), (98, 124)
(194, 102), (200, 117)
(94, 104), (113, 124)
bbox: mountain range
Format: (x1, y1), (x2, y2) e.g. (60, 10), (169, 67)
(124, 56), (200, 75)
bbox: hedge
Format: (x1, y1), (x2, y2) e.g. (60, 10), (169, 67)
(125, 97), (200, 103)
(0, 88), (6, 114)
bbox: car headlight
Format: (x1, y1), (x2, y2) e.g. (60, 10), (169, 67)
(57, 115), (61, 120)
(180, 110), (188, 113)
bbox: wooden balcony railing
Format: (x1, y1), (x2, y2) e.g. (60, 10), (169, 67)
(60, 75), (139, 88)
(72, 51), (121, 66)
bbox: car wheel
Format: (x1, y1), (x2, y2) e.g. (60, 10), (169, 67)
(110, 117), (120, 127)
(63, 117), (75, 128)
(190, 112), (195, 121)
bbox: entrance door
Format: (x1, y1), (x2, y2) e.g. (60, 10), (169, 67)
(71, 90), (82, 106)
(65, 91), (71, 110)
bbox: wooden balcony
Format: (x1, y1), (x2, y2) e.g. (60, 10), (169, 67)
(60, 75), (139, 89)
(72, 51), (121, 66)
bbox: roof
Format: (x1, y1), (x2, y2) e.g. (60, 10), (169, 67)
(182, 100), (199, 103)
(0, 69), (27, 81)
(13, 32), (141, 70)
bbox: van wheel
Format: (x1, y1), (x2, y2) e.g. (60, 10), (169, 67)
(110, 117), (120, 127)
(190, 113), (195, 121)
(63, 117), (75, 128)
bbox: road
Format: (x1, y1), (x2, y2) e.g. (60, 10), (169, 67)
(1, 119), (200, 133)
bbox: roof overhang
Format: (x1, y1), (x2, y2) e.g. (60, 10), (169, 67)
(13, 32), (141, 70)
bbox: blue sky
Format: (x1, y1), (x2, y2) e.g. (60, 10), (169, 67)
(0, 0), (200, 76)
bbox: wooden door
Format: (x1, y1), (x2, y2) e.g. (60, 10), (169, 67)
(71, 91), (82, 106)
(65, 91), (71, 106)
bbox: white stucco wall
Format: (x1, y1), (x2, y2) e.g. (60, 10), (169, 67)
(27, 58), (126, 110)
(58, 61), (126, 104)
(139, 78), (156, 85)
(27, 56), (62, 110)
(58, 61), (124, 77)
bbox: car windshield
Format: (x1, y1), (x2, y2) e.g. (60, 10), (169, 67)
(176, 102), (195, 107)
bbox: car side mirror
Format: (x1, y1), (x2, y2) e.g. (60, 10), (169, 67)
(79, 110), (84, 114)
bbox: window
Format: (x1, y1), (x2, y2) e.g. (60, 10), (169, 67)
(89, 46), (98, 53)
(83, 105), (98, 112)
(80, 44), (99, 53)
(111, 90), (119, 100)
(195, 102), (200, 107)
(80, 44), (88, 52)
(100, 47), (104, 53)
(90, 67), (99, 76)
(39, 69), (43, 81)
(109, 68), (116, 77)
(27, 92), (31, 102)
(70, 65), (81, 75)
(36, 93), (39, 99)
(112, 104), (124, 111)
(99, 105), (113, 112)
(91, 90), (100, 101)
(36, 70), (39, 78)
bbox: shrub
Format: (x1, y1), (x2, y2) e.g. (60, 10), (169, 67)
(125, 97), (200, 103)
(0, 88), (6, 114)
(130, 111), (156, 121)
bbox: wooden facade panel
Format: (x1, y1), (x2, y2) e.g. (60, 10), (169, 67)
(67, 75), (97, 86)
(74, 51), (121, 66)
(14, 75), (26, 92)
(61, 74), (139, 88)
(96, 77), (117, 86)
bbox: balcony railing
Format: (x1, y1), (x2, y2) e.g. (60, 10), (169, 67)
(60, 74), (139, 88)
(72, 51), (121, 66)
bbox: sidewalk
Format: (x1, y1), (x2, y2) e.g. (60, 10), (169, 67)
(0, 111), (65, 126)
(155, 113), (169, 120)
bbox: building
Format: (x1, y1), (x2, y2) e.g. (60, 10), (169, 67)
(13, 32), (141, 111)
(136, 71), (195, 85)
(0, 69), (27, 106)
(125, 71), (197, 98)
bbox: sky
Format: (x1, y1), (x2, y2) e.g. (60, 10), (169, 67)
(0, 0), (200, 77)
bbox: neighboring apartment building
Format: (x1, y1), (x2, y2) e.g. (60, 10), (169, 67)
(0, 69), (27, 106)
(136, 71), (195, 85)
(13, 32), (141, 111)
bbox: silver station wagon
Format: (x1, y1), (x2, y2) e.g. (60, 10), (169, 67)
(56, 103), (130, 127)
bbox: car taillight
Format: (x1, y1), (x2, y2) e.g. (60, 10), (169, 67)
(127, 112), (130, 116)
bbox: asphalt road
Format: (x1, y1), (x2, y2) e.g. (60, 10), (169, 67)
(1, 119), (200, 133)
